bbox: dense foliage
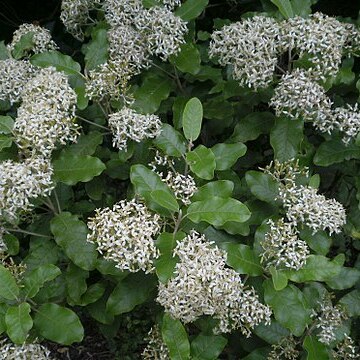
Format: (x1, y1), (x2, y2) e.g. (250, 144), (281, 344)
(0, 0), (360, 358)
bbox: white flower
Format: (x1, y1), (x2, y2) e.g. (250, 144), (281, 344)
(267, 336), (300, 360)
(0, 59), (36, 104)
(280, 13), (349, 81)
(103, 0), (143, 27)
(331, 104), (360, 145)
(142, 326), (170, 359)
(7, 23), (57, 56)
(108, 107), (162, 151)
(161, 0), (182, 10)
(0, 339), (53, 360)
(0, 157), (54, 223)
(157, 231), (272, 336)
(61, 0), (101, 40)
(107, 25), (150, 73)
(87, 199), (161, 273)
(85, 60), (134, 101)
(270, 68), (333, 127)
(162, 172), (197, 206)
(13, 67), (79, 157)
(261, 218), (309, 271)
(332, 335), (360, 359)
(135, 6), (188, 60)
(209, 16), (282, 89)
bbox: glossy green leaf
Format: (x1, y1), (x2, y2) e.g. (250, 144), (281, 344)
(183, 97), (203, 142)
(175, 0), (208, 21)
(0, 264), (19, 300)
(0, 304), (8, 334)
(263, 280), (312, 336)
(106, 273), (157, 315)
(299, 228), (332, 256)
(34, 303), (84, 345)
(270, 118), (303, 162)
(0, 116), (14, 134)
(65, 264), (89, 303)
(162, 313), (190, 360)
(211, 142), (247, 171)
(153, 124), (187, 157)
(245, 171), (279, 204)
(187, 197), (251, 226)
(270, 0), (294, 18)
(50, 212), (97, 270)
(151, 190), (179, 212)
(191, 334), (227, 360)
(303, 336), (329, 360)
(12, 32), (34, 59)
(31, 50), (81, 76)
(22, 264), (61, 298)
(64, 131), (103, 156)
(339, 290), (360, 316)
(314, 139), (360, 166)
(254, 321), (290, 344)
(78, 282), (106, 306)
(82, 27), (108, 70)
(224, 243), (263, 276)
(5, 303), (33, 344)
(192, 180), (234, 201)
(53, 154), (106, 185)
(326, 267), (360, 290)
(0, 134), (12, 151)
(269, 266), (288, 291)
(186, 145), (216, 180)
(171, 43), (201, 75)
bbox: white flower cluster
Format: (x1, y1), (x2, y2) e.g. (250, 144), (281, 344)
(87, 199), (161, 273)
(280, 13), (349, 80)
(142, 326), (170, 360)
(162, 0), (182, 10)
(332, 335), (360, 359)
(157, 231), (272, 336)
(7, 23), (57, 56)
(264, 160), (346, 235)
(103, 0), (143, 27)
(108, 107), (162, 151)
(0, 339), (52, 360)
(331, 104), (360, 145)
(135, 6), (187, 60)
(312, 299), (347, 345)
(0, 157), (54, 223)
(269, 68), (333, 125)
(61, 0), (101, 40)
(13, 66), (79, 157)
(261, 218), (309, 270)
(209, 16), (282, 89)
(163, 171), (197, 206)
(267, 336), (299, 360)
(0, 59), (35, 104)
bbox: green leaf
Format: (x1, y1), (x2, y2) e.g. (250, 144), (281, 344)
(78, 282), (106, 306)
(82, 27), (108, 70)
(153, 124), (187, 157)
(270, 0), (294, 18)
(53, 154), (106, 185)
(283, 255), (342, 282)
(269, 266), (288, 291)
(303, 336), (329, 360)
(0, 116), (14, 134)
(133, 72), (173, 113)
(0, 264), (19, 300)
(186, 145), (216, 180)
(151, 190), (179, 212)
(245, 171), (279, 204)
(170, 43), (201, 75)
(130, 164), (177, 214)
(34, 303), (84, 345)
(50, 212), (97, 270)
(191, 334), (227, 360)
(291, 0), (315, 17)
(0, 41), (9, 60)
(0, 134), (12, 151)
(31, 50), (81, 76)
(254, 321), (290, 344)
(3, 234), (19, 256)
(299, 228), (331, 256)
(270, 118), (303, 162)
(326, 267), (360, 290)
(230, 112), (275, 143)
(175, 0), (208, 21)
(314, 139), (360, 166)
(68, 73), (88, 110)
(5, 303), (33, 344)
(106, 273), (157, 315)
(339, 290), (360, 316)
(0, 304), (8, 334)
(12, 32), (35, 59)
(22, 264), (61, 298)
(263, 280), (312, 336)
(162, 313), (190, 360)
(187, 197), (251, 226)
(211, 142), (247, 171)
(224, 243), (263, 276)
(64, 131), (103, 156)
(65, 264), (88, 304)
(192, 180), (234, 201)
(183, 97), (203, 142)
